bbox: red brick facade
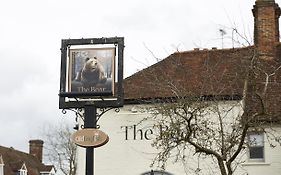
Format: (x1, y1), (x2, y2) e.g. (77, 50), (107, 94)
(29, 140), (44, 163)
(253, 0), (281, 57)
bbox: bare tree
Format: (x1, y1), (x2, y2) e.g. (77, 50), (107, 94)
(42, 122), (77, 175)
(129, 31), (281, 175)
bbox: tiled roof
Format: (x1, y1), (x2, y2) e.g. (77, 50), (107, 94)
(124, 47), (255, 100)
(123, 45), (281, 120)
(0, 146), (54, 175)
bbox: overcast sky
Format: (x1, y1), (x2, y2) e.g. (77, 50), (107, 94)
(0, 0), (267, 153)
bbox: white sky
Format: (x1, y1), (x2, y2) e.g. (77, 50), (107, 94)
(0, 0), (270, 153)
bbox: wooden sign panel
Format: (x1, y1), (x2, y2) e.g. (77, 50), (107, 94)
(72, 128), (109, 148)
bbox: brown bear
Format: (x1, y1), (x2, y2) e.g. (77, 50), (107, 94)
(76, 57), (107, 87)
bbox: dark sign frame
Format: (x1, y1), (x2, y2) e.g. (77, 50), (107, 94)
(59, 37), (124, 109)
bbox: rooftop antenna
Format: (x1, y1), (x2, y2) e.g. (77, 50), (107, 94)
(219, 29), (227, 49)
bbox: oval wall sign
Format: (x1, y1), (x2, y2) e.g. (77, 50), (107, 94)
(72, 128), (109, 148)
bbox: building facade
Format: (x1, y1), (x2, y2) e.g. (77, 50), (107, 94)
(0, 140), (55, 175)
(76, 0), (281, 174)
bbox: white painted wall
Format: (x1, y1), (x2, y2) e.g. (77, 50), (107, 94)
(76, 105), (188, 175)
(76, 103), (281, 175)
(240, 127), (281, 175)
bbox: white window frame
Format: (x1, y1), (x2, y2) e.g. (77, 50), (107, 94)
(248, 132), (265, 162)
(19, 163), (28, 175)
(40, 167), (56, 175)
(19, 169), (27, 175)
(0, 165), (3, 175)
(0, 155), (4, 175)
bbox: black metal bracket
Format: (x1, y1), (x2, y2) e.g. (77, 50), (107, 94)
(61, 107), (120, 129)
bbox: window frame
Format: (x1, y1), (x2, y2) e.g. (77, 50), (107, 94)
(247, 132), (265, 162)
(19, 169), (27, 175)
(18, 163), (28, 175)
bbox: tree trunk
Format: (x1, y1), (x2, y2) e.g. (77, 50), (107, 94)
(217, 158), (227, 175)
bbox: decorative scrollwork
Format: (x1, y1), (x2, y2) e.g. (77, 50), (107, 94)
(61, 108), (84, 121)
(62, 109), (67, 114)
(115, 108), (120, 113)
(96, 107), (120, 122)
(62, 107), (120, 129)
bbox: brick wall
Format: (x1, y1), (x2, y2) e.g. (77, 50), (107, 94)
(253, 0), (281, 57)
(29, 140), (44, 163)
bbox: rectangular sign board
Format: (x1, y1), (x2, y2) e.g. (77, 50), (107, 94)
(68, 48), (115, 95)
(59, 37), (124, 109)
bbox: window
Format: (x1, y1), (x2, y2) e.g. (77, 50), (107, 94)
(18, 163), (27, 175)
(19, 169), (27, 175)
(248, 133), (264, 161)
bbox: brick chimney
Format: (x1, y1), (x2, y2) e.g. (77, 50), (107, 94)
(252, 0), (281, 58)
(29, 140), (44, 163)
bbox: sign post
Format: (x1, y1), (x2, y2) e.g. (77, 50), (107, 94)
(59, 37), (124, 175)
(84, 105), (96, 175)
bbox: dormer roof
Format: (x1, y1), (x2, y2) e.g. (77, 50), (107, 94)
(0, 146), (54, 175)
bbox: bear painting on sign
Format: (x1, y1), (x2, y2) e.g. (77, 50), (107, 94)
(76, 57), (107, 86)
(68, 48), (115, 95)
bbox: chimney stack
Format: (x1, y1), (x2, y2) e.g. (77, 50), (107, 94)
(252, 0), (281, 58)
(29, 140), (44, 163)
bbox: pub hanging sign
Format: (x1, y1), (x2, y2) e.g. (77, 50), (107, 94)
(58, 37), (124, 109)
(68, 48), (115, 95)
